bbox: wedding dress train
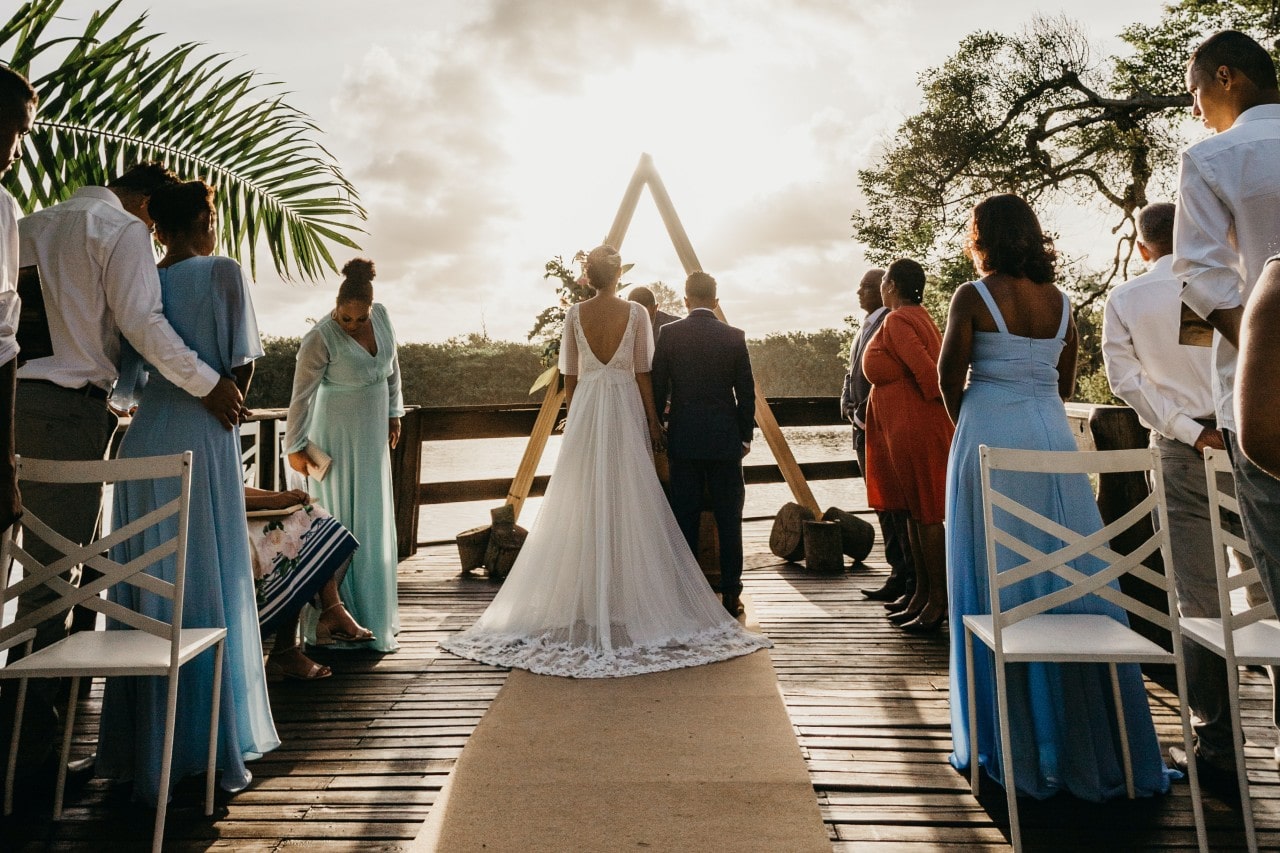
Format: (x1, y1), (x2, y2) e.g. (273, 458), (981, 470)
(441, 301), (771, 678)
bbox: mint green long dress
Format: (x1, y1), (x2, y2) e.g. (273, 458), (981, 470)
(285, 303), (404, 652)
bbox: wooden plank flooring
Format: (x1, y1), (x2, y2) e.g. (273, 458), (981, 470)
(1, 521), (1276, 851)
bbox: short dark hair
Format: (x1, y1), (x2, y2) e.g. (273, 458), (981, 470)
(147, 180), (215, 237)
(0, 65), (38, 116)
(108, 162), (180, 195)
(685, 271), (716, 301)
(885, 259), (927, 305)
(1190, 30), (1279, 91)
(627, 285), (656, 308)
(338, 257), (376, 303)
(1135, 202), (1176, 252)
(968, 194), (1057, 285)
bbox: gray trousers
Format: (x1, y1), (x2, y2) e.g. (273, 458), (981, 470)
(855, 428), (913, 589)
(1152, 433), (1276, 764)
(0, 382), (117, 767)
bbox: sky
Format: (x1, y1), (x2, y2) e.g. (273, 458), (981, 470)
(50, 0), (1174, 343)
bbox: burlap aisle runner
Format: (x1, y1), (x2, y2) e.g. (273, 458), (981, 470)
(414, 610), (828, 852)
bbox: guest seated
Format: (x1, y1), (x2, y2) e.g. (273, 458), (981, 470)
(244, 487), (364, 681)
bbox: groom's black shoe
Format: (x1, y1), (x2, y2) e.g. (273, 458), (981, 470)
(861, 579), (906, 601)
(723, 595), (743, 617)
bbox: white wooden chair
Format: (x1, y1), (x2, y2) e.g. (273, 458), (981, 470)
(0, 452), (226, 853)
(965, 445), (1206, 852)
(1179, 447), (1280, 852)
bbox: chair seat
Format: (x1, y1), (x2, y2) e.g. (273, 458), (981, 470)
(0, 627), (226, 679)
(963, 613), (1170, 663)
(1181, 618), (1280, 666)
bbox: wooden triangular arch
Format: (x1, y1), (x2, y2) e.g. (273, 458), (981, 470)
(503, 153), (820, 521)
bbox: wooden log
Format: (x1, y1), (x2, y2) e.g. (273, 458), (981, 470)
(770, 502), (815, 562)
(485, 525), (528, 583)
(489, 504), (516, 528)
(456, 525), (491, 573)
(803, 520), (844, 575)
(822, 506), (875, 563)
(695, 510), (721, 590)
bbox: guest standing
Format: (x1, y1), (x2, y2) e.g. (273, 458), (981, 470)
(861, 259), (952, 632)
(940, 193), (1173, 800)
(97, 180), (279, 805)
(285, 259), (404, 653)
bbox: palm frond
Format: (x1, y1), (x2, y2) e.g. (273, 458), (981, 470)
(1, 0), (365, 280)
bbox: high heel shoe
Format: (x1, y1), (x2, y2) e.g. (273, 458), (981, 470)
(887, 607), (923, 625)
(884, 595), (911, 614)
(899, 612), (946, 634)
(315, 603), (376, 644)
(861, 579), (906, 601)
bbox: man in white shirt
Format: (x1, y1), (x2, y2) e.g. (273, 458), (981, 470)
(6, 163), (245, 777)
(1105, 201), (1271, 776)
(0, 67), (35, 535)
(1174, 28), (1280, 772)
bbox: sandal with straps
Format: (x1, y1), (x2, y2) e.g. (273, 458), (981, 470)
(314, 602), (376, 645)
(266, 645), (332, 682)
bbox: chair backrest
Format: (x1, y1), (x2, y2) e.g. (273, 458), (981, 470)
(0, 452), (193, 656)
(1203, 448), (1276, 637)
(977, 445), (1177, 637)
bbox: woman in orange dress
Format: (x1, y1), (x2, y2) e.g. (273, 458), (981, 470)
(863, 258), (954, 632)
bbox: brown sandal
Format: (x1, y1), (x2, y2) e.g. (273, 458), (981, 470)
(266, 646), (333, 682)
(315, 602), (376, 644)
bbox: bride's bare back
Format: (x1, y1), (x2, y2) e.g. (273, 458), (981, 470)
(576, 294), (636, 365)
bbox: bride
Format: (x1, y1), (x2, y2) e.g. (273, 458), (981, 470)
(440, 245), (772, 678)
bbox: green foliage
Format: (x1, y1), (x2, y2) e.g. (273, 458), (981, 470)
(527, 252), (592, 368)
(747, 329), (849, 398)
(1, 0), (364, 280)
(245, 336), (301, 410)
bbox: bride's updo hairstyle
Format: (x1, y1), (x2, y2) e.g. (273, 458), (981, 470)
(585, 244), (622, 290)
(337, 257), (377, 305)
(967, 193), (1057, 285)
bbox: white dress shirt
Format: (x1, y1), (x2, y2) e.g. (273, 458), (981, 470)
(17, 186), (219, 396)
(0, 188), (20, 366)
(1103, 254), (1216, 447)
(1173, 103), (1280, 433)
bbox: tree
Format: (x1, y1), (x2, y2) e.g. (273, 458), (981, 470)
(853, 4), (1280, 306)
(1, 0), (364, 279)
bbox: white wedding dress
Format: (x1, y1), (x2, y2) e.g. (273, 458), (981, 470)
(440, 301), (772, 678)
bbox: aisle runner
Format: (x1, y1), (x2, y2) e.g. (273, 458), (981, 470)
(414, 615), (828, 852)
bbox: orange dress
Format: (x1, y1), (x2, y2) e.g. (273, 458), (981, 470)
(862, 305), (954, 524)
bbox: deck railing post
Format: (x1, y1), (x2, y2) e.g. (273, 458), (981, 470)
(391, 406), (424, 559)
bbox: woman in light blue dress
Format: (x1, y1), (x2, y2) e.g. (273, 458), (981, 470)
(98, 181), (279, 805)
(939, 194), (1174, 801)
(285, 258), (404, 653)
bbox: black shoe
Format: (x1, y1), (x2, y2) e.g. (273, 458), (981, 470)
(1168, 745), (1240, 800)
(861, 581), (905, 601)
(723, 596), (743, 617)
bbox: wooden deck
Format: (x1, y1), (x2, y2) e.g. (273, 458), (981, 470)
(2, 521), (1277, 851)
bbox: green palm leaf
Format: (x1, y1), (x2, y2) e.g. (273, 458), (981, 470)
(1, 0), (365, 280)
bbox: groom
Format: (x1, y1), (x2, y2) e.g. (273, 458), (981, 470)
(651, 271), (756, 617)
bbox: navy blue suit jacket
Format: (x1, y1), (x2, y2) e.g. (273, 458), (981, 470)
(651, 309), (756, 461)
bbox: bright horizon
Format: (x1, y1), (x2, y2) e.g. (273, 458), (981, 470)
(41, 0), (1175, 343)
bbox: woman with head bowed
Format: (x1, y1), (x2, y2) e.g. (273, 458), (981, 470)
(285, 258), (404, 653)
(939, 193), (1175, 801)
(98, 180), (279, 805)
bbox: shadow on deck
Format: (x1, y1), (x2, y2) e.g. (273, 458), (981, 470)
(0, 521), (1275, 851)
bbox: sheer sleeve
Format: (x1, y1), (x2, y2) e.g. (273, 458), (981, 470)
(557, 304), (579, 375)
(284, 326), (331, 453)
(210, 257), (264, 372)
(633, 302), (654, 373)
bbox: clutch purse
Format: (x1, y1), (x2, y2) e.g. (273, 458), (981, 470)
(305, 444), (332, 481)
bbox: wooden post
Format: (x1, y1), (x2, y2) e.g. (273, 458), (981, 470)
(505, 383), (566, 523)
(390, 407), (424, 559)
(257, 415), (280, 492)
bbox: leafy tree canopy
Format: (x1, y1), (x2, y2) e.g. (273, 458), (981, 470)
(2, 0), (365, 280)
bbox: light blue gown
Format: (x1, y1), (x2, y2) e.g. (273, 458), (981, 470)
(285, 303), (404, 653)
(946, 281), (1174, 801)
(98, 256), (279, 806)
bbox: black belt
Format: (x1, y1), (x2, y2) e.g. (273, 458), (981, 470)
(1194, 416), (1218, 429)
(19, 378), (109, 403)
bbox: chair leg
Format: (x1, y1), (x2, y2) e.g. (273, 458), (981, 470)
(1108, 662), (1135, 799)
(1227, 664), (1257, 853)
(1173, 649), (1209, 853)
(4, 676), (27, 815)
(53, 676), (80, 819)
(206, 640), (226, 816)
(993, 657), (1021, 851)
(153, 670), (182, 853)
(965, 627), (980, 795)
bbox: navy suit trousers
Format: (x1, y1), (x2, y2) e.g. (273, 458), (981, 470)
(668, 456), (746, 598)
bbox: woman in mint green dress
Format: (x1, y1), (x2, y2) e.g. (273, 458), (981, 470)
(285, 258), (404, 653)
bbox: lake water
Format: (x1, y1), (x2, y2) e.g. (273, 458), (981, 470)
(417, 424), (869, 543)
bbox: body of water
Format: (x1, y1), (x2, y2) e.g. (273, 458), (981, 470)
(417, 425), (869, 543)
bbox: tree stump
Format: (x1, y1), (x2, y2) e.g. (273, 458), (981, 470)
(803, 520), (844, 575)
(822, 507), (875, 564)
(456, 525), (491, 574)
(485, 524), (528, 582)
(770, 501), (814, 562)
(490, 504), (516, 528)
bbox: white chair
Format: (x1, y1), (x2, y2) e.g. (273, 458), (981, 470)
(1179, 447), (1280, 853)
(964, 445), (1206, 852)
(0, 452), (226, 853)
